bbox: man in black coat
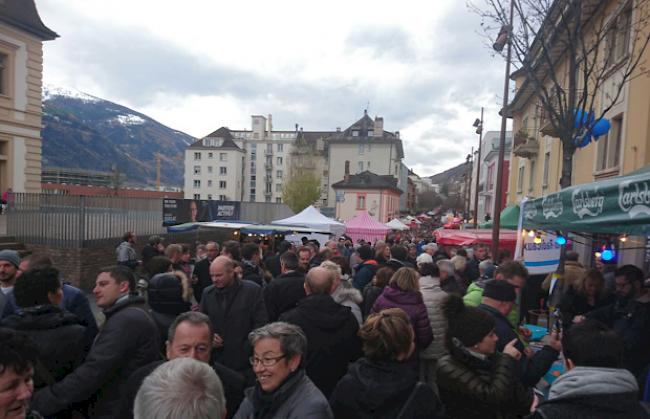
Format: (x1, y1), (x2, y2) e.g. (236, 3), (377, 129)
(264, 240), (292, 278)
(241, 242), (264, 287)
(31, 265), (161, 419)
(478, 280), (560, 387)
(263, 251), (306, 321)
(279, 266), (362, 398)
(192, 241), (220, 303)
(200, 256), (268, 382)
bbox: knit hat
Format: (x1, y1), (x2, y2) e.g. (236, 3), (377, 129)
(416, 253), (433, 266)
(483, 279), (516, 302)
(0, 250), (20, 268)
(443, 294), (495, 347)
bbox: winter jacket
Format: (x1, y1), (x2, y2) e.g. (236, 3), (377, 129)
(116, 241), (138, 269)
(371, 283), (433, 350)
(465, 257), (482, 283)
(361, 283), (385, 319)
(478, 304), (558, 387)
(0, 305), (89, 386)
(332, 281), (363, 325)
(280, 294), (362, 398)
(192, 257), (212, 303)
(147, 273), (192, 348)
(263, 270), (306, 321)
(353, 260), (378, 290)
(264, 253), (282, 278)
(530, 367), (649, 419)
(235, 369), (332, 419)
(541, 260), (586, 292)
(31, 295), (161, 419)
(441, 276), (464, 296)
(559, 287), (614, 329)
(436, 340), (533, 419)
(465, 282), (519, 326)
(200, 279), (268, 373)
(419, 276), (448, 360)
(141, 244), (162, 267)
(329, 358), (441, 419)
(242, 261), (264, 287)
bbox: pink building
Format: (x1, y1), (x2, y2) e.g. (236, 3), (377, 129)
(332, 170), (402, 222)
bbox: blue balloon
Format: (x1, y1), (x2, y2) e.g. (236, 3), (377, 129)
(574, 132), (592, 148)
(591, 118), (611, 138)
(574, 109), (595, 129)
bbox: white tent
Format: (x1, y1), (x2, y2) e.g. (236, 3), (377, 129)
(272, 205), (346, 236)
(386, 218), (409, 231)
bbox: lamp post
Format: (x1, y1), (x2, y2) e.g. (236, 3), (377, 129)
(491, 0), (515, 261)
(472, 108), (484, 228)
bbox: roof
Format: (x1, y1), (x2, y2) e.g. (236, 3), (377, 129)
(189, 127), (243, 150)
(332, 171), (403, 194)
(0, 0), (58, 40)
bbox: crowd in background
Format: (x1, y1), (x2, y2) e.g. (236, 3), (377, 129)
(0, 230), (649, 418)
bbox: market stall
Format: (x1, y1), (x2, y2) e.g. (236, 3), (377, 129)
(480, 205), (520, 230)
(434, 228), (518, 254)
(345, 211), (390, 243)
(386, 218), (409, 231)
(272, 205), (346, 236)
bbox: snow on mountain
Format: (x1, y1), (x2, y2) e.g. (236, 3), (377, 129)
(115, 114), (145, 125)
(43, 84), (101, 104)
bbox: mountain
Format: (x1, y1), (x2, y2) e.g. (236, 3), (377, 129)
(42, 86), (195, 187)
(429, 162), (469, 186)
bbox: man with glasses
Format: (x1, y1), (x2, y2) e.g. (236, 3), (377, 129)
(580, 264), (650, 387)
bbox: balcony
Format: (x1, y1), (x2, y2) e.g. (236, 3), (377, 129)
(512, 134), (539, 159)
(264, 190), (272, 197)
(264, 150), (273, 156)
(265, 163), (273, 170)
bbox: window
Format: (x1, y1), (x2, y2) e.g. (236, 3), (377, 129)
(352, 130), (359, 137)
(276, 197), (282, 203)
(207, 180), (213, 187)
(193, 180), (201, 188)
(207, 194), (213, 200)
(194, 152), (201, 160)
(207, 166), (213, 174)
(208, 152), (213, 159)
(251, 188), (256, 194)
(250, 195), (256, 202)
(219, 153), (228, 162)
(517, 166), (525, 193)
(276, 170), (283, 179)
(277, 144), (283, 152)
(606, 4), (632, 65)
(276, 157), (283, 165)
(358, 144), (365, 155)
(220, 167), (227, 175)
(251, 143), (257, 151)
(193, 194), (201, 200)
(0, 54), (7, 95)
(251, 161), (256, 170)
(219, 181), (227, 189)
(358, 161), (364, 172)
(265, 196), (272, 203)
(528, 160), (536, 192)
(193, 165), (201, 175)
(250, 180), (256, 188)
(276, 183), (282, 192)
(266, 183), (272, 193)
(356, 194), (366, 210)
(267, 144), (273, 153)
(219, 195), (227, 201)
(542, 152), (551, 187)
(597, 114), (623, 171)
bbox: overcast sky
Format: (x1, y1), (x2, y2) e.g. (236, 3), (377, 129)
(37, 0), (512, 177)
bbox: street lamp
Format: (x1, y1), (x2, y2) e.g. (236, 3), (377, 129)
(472, 108), (484, 229)
(491, 1), (515, 261)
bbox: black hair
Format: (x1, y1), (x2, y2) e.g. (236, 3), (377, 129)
(614, 264), (644, 285)
(357, 245), (373, 261)
(148, 256), (173, 276)
(241, 243), (260, 260)
(122, 231), (134, 242)
(280, 251), (299, 271)
(222, 241), (241, 261)
(14, 267), (61, 307)
(99, 265), (136, 291)
(418, 262), (439, 277)
(278, 241), (292, 255)
(0, 328), (39, 375)
(390, 245), (407, 261)
(562, 319), (623, 368)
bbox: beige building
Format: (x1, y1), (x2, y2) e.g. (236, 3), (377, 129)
(0, 1), (57, 193)
(332, 170), (402, 222)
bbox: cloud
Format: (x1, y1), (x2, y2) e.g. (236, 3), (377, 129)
(346, 26), (416, 61)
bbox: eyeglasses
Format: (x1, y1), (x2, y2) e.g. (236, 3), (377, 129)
(249, 354), (286, 367)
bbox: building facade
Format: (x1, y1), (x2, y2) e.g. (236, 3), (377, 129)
(0, 1), (57, 193)
(332, 170), (402, 222)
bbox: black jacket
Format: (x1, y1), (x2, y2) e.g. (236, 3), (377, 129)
(361, 284), (385, 319)
(0, 305), (89, 387)
(263, 270), (306, 322)
(279, 294), (362, 398)
(436, 342), (533, 419)
(329, 358), (441, 419)
(31, 295), (161, 419)
(242, 261), (264, 287)
(200, 280), (268, 373)
(192, 258), (212, 303)
(479, 304), (559, 387)
(264, 254), (282, 278)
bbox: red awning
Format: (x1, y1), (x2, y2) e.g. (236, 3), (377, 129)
(434, 228), (518, 252)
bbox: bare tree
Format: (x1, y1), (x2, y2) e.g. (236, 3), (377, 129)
(472, 0), (650, 188)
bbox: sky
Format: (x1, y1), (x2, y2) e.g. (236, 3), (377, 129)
(37, 0), (512, 178)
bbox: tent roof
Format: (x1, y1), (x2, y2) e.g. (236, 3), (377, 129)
(434, 229), (518, 252)
(346, 211), (391, 232)
(272, 205), (345, 235)
(386, 218), (408, 230)
(480, 205), (520, 230)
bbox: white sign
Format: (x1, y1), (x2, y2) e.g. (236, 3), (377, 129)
(523, 232), (561, 275)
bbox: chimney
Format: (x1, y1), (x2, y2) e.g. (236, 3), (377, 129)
(336, 127), (341, 133)
(374, 116), (384, 137)
(395, 130), (400, 139)
(267, 114), (273, 135)
(344, 161), (350, 182)
(295, 123), (299, 132)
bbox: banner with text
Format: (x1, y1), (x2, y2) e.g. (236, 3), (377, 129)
(163, 199), (241, 226)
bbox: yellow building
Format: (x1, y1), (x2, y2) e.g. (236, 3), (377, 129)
(0, 0), (57, 193)
(507, 0), (650, 205)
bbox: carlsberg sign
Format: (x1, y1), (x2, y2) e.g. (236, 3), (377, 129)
(619, 180), (650, 218)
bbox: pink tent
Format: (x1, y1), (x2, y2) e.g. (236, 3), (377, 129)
(345, 211), (390, 243)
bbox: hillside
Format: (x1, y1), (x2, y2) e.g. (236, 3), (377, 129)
(42, 86), (195, 187)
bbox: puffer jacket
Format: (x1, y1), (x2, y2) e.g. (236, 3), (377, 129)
(353, 260), (378, 290)
(419, 276), (448, 360)
(371, 283), (433, 350)
(436, 340), (533, 419)
(332, 281), (363, 325)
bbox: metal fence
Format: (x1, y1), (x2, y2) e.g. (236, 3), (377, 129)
(7, 194), (294, 248)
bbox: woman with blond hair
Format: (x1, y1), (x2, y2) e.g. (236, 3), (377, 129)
(371, 268), (433, 355)
(329, 308), (440, 418)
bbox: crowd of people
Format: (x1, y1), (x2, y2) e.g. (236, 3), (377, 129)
(0, 232), (649, 418)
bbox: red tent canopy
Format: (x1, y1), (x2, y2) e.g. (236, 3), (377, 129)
(434, 229), (518, 253)
(345, 211), (390, 243)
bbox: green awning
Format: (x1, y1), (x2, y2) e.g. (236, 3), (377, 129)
(480, 205), (520, 230)
(522, 165), (650, 234)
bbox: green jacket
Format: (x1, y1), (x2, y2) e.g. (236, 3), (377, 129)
(464, 282), (520, 326)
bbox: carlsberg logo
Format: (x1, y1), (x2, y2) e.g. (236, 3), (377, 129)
(619, 180), (650, 218)
(572, 188), (604, 219)
(542, 193), (563, 219)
